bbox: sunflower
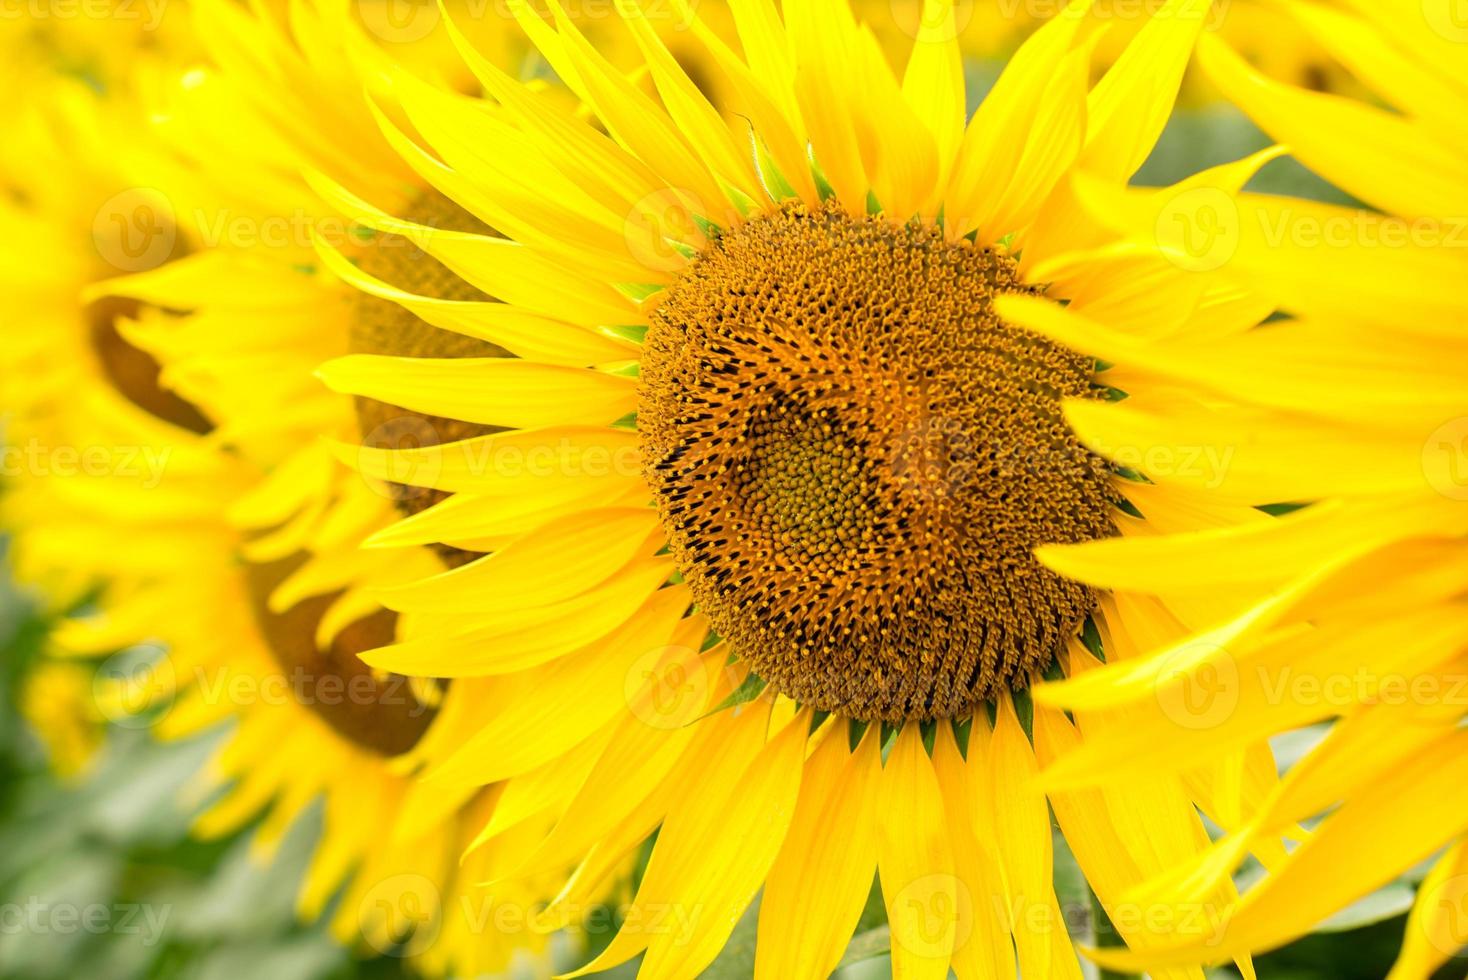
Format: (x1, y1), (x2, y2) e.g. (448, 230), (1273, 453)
(999, 2), (1468, 977)
(18, 659), (104, 779)
(1159, 0), (1359, 101)
(0, 14), (210, 782)
(6, 4), (578, 973)
(0, 0), (198, 86)
(297, 0), (1320, 976)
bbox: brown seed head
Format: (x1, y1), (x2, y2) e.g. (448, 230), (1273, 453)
(640, 201), (1115, 721)
(244, 553), (436, 756)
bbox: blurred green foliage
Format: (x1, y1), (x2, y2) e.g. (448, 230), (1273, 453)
(0, 537), (416, 980)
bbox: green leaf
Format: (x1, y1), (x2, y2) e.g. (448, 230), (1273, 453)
(1051, 827), (1089, 930)
(717, 180), (759, 221)
(613, 282), (665, 303)
(1258, 502), (1312, 517)
(1081, 617), (1105, 661)
(853, 872), (885, 931)
(1011, 688), (1035, 739)
(692, 213), (723, 240)
(663, 237), (698, 261)
(750, 132), (797, 203)
(605, 324), (648, 345)
(809, 154), (837, 202)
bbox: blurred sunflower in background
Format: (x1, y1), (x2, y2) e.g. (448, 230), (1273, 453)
(2, 1), (583, 975)
(0, 14), (357, 980)
(0, 5), (209, 777)
(1011, 2), (1468, 978)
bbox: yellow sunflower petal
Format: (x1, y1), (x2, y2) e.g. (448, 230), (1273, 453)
(1388, 840), (1468, 980)
(361, 557), (673, 676)
(1198, 34), (1468, 219)
(1079, 0), (1210, 181)
(984, 698), (1083, 980)
(756, 724), (883, 980)
(317, 355), (637, 430)
(945, 0), (1094, 239)
(1090, 729), (1468, 969)
(932, 723), (1015, 980)
(879, 723), (958, 980)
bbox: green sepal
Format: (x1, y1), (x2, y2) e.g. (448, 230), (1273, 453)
(614, 282), (665, 303)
